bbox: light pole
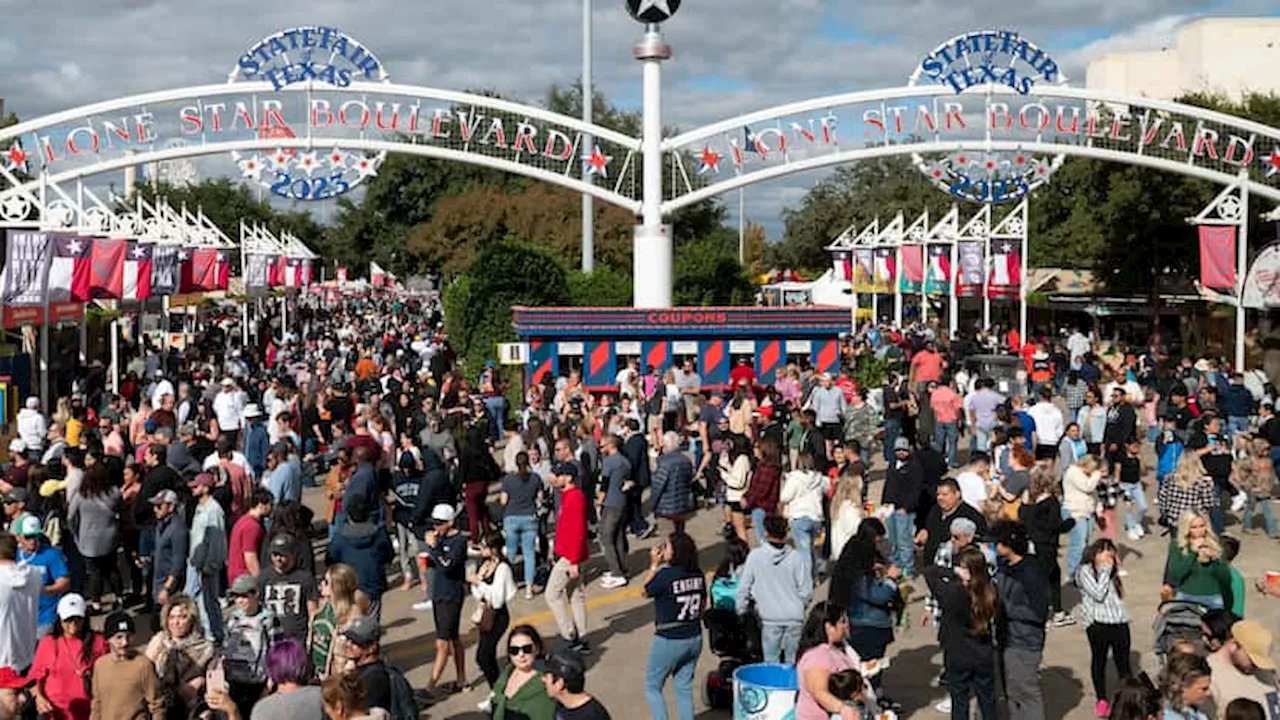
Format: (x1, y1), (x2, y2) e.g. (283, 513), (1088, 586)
(627, 0), (680, 308)
(581, 0), (595, 273)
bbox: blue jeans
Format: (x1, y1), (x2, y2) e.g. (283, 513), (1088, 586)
(886, 511), (916, 577)
(503, 515), (539, 587)
(1228, 416), (1250, 436)
(790, 517), (818, 578)
(1065, 510), (1093, 579)
(484, 396), (507, 442)
(760, 622), (802, 665)
(1243, 494), (1279, 537)
(1119, 481), (1147, 533)
(934, 422), (960, 468)
(751, 507), (767, 546)
(1175, 591), (1224, 610)
(644, 635), (701, 720)
(883, 418), (902, 463)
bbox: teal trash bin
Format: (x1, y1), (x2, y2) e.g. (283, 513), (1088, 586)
(733, 662), (798, 719)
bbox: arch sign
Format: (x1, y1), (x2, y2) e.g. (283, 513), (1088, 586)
(0, 24), (642, 227)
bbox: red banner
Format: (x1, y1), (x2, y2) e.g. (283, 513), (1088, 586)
(1199, 226), (1237, 290)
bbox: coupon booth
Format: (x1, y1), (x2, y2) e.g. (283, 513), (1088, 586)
(511, 306), (853, 391)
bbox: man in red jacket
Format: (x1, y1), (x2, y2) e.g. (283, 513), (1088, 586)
(547, 438), (591, 655)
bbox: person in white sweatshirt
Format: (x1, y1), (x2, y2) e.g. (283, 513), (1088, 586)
(15, 399), (45, 455)
(780, 451), (827, 577)
(1063, 455), (1103, 579)
(468, 531), (517, 713)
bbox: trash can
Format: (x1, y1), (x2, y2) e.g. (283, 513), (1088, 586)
(733, 663), (797, 719)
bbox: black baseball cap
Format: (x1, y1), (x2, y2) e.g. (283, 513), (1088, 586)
(537, 651), (585, 686)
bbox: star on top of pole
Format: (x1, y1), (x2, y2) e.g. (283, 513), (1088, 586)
(626, 0), (681, 23)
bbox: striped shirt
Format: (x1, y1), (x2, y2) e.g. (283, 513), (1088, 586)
(1074, 564), (1129, 626)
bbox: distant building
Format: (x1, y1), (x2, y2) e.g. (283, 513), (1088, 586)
(1085, 17), (1280, 102)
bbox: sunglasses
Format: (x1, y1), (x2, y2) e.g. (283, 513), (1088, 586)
(508, 643), (537, 657)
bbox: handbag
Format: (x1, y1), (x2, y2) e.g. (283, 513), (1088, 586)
(471, 600), (496, 633)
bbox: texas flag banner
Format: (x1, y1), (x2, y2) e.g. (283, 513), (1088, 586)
(988, 239), (1023, 300)
(122, 241), (153, 301)
(925, 245), (951, 296)
(831, 251), (852, 282)
(1198, 226), (1237, 290)
(899, 245), (924, 294)
(872, 248), (896, 293)
(956, 242), (985, 298)
(853, 248), (875, 293)
(284, 257), (303, 288)
(46, 235), (89, 302)
(300, 259), (314, 286)
(182, 248), (226, 293)
(150, 245), (180, 296)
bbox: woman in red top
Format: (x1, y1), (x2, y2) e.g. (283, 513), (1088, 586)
(29, 594), (108, 720)
(745, 437), (784, 546)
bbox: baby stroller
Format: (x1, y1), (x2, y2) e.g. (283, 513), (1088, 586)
(703, 608), (763, 710)
(1152, 599), (1208, 665)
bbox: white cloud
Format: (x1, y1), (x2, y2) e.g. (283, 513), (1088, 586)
(1057, 14), (1196, 79)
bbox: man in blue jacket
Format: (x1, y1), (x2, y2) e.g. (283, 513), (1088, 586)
(326, 495), (393, 622)
(1222, 373), (1257, 437)
(340, 446), (379, 530)
(649, 432), (694, 536)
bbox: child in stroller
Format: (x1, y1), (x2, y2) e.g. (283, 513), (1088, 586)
(703, 539), (762, 710)
(1152, 599), (1210, 665)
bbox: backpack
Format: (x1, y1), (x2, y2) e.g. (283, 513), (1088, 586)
(383, 661), (419, 720)
(1157, 439), (1184, 485)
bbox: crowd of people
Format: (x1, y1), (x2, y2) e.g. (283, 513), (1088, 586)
(2, 288), (1280, 720)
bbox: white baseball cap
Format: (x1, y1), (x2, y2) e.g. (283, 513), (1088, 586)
(57, 593), (87, 621)
(431, 504), (456, 523)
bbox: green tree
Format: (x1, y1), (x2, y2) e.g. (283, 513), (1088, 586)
(444, 238), (570, 367)
(674, 235), (754, 306)
(568, 266), (632, 307)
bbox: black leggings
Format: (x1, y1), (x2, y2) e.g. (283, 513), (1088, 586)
(475, 607), (511, 688)
(1085, 622), (1132, 700)
(1035, 548), (1062, 613)
(84, 554), (121, 605)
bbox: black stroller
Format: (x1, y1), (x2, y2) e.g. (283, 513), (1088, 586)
(702, 608), (763, 710)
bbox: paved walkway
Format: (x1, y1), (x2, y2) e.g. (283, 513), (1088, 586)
(308, 461), (1280, 719)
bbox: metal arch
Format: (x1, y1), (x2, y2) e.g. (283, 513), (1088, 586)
(0, 137), (642, 214)
(0, 81), (640, 150)
(660, 139), (1280, 215)
(662, 84), (1280, 151)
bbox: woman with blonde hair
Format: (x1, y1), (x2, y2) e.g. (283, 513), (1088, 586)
(828, 467), (865, 563)
(144, 593), (215, 720)
(1161, 510), (1233, 610)
(1063, 454), (1103, 579)
(1157, 454), (1219, 532)
(309, 564), (370, 679)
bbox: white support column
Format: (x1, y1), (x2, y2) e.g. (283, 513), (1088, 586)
(1238, 180), (1250, 371)
(1019, 223), (1029, 344)
(109, 319), (120, 394)
(162, 294), (172, 352)
(872, 292), (879, 325)
(281, 294), (288, 341)
(78, 321), (87, 367)
(949, 240), (959, 337)
(633, 24), (672, 308)
(893, 244), (903, 327)
(982, 202), (992, 330)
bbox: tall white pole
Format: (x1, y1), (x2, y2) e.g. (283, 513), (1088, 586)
(893, 245), (903, 327)
(633, 24), (672, 308)
(982, 202), (992, 330)
(921, 246), (929, 326)
(109, 319), (120, 394)
(1236, 169), (1250, 371)
(949, 240), (959, 337)
(162, 294), (171, 352)
(281, 294), (288, 342)
(872, 291), (880, 326)
(580, 0), (594, 273)
(738, 189), (746, 264)
(1018, 212), (1029, 344)
(850, 254), (859, 327)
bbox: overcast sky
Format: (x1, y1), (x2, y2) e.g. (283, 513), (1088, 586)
(2, 0), (1277, 238)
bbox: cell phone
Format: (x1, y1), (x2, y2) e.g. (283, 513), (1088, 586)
(207, 660), (227, 695)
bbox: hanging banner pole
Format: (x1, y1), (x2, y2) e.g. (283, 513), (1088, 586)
(1018, 216), (1029, 345)
(949, 239), (959, 337)
(240, 221), (250, 348)
(982, 201), (992, 330)
(1237, 170), (1250, 371)
(109, 319), (120, 394)
(894, 243), (903, 327)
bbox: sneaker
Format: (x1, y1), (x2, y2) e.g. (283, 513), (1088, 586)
(1052, 611), (1077, 627)
(599, 575), (628, 589)
(524, 589), (535, 600)
(569, 639), (592, 655)
(477, 697), (493, 713)
(411, 600), (434, 612)
(639, 523), (657, 539)
(1136, 525), (1146, 538)
(1232, 492), (1248, 514)
(1096, 699), (1111, 717)
(1126, 529), (1141, 542)
(934, 698), (953, 713)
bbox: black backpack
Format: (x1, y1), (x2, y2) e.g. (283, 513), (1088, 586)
(383, 661), (419, 720)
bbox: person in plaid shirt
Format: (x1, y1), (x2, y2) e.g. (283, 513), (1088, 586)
(923, 517), (996, 624)
(1063, 371), (1089, 420)
(1157, 454), (1219, 531)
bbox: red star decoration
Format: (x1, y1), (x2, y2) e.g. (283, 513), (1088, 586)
(5, 144), (27, 169)
(583, 146), (611, 178)
(1013, 154), (1028, 166)
(698, 146), (722, 174)
(1263, 149), (1280, 178)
